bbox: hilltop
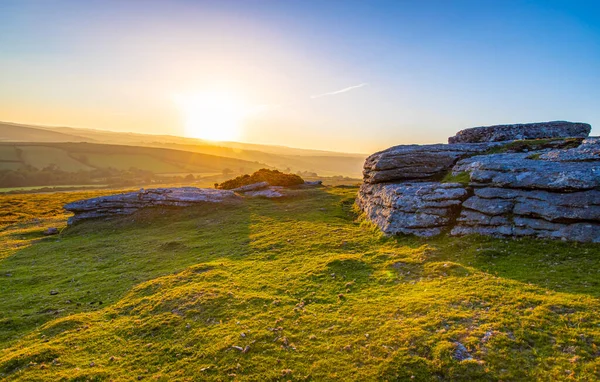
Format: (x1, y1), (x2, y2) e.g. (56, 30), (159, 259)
(1, 187), (600, 380)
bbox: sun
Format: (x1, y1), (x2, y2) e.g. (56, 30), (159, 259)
(174, 91), (247, 141)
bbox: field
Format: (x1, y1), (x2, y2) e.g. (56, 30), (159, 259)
(1, 187), (600, 380)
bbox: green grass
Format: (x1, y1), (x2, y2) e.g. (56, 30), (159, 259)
(18, 146), (94, 172)
(484, 138), (582, 155)
(1, 187), (600, 380)
(79, 153), (188, 173)
(441, 171), (471, 185)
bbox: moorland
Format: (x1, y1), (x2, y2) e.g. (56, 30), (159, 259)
(1, 186), (600, 380)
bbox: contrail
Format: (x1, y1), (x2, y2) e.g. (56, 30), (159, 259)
(310, 83), (368, 99)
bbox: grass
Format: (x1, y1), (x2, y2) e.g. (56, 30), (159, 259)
(441, 171), (471, 185)
(0, 187), (599, 380)
(483, 138), (582, 155)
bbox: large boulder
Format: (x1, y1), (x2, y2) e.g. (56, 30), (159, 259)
(363, 143), (498, 184)
(65, 187), (241, 224)
(358, 120), (600, 243)
(540, 137), (600, 162)
(451, 188), (600, 243)
(453, 153), (600, 191)
(357, 182), (468, 237)
(448, 121), (590, 144)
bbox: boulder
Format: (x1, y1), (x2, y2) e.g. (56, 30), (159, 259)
(451, 188), (600, 242)
(64, 187), (241, 224)
(358, 120), (600, 243)
(448, 121), (590, 144)
(357, 182), (468, 237)
(453, 153), (600, 191)
(231, 182), (269, 193)
(243, 186), (285, 198)
(363, 143), (498, 184)
(540, 137), (600, 162)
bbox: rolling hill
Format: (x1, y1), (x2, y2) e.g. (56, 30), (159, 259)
(0, 142), (268, 175)
(0, 122), (365, 177)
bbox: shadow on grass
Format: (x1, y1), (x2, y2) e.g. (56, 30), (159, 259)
(389, 233), (600, 298)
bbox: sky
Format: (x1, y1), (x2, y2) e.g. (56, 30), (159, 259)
(0, 0), (599, 153)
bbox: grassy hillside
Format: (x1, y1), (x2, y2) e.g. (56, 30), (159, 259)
(0, 122), (365, 177)
(0, 122), (92, 143)
(1, 188), (600, 380)
(0, 142), (267, 175)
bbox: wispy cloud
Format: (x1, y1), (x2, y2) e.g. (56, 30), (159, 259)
(310, 83), (368, 99)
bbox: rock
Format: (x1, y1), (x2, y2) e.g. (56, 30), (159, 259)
(453, 342), (473, 361)
(231, 182), (269, 193)
(452, 188), (600, 242)
(540, 137), (600, 162)
(243, 186), (285, 198)
(49, 290), (59, 295)
(356, 182), (467, 237)
(453, 153), (600, 191)
(363, 143), (499, 183)
(448, 121), (591, 144)
(44, 227), (59, 235)
(359, 120), (599, 243)
(64, 187), (241, 224)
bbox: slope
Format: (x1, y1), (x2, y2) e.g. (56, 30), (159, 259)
(0, 187), (599, 380)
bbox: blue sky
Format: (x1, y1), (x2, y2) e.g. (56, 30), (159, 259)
(0, 0), (598, 152)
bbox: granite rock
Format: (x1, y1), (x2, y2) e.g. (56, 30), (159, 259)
(448, 121), (591, 144)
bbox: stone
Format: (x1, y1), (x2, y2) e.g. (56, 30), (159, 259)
(359, 120), (600, 243)
(356, 182), (467, 237)
(243, 186), (285, 198)
(453, 153), (600, 191)
(44, 227), (59, 235)
(452, 188), (600, 242)
(540, 137), (600, 162)
(363, 143), (499, 183)
(448, 121), (591, 144)
(64, 187), (241, 224)
(231, 182), (269, 193)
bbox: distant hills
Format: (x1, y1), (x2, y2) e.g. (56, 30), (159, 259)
(0, 121), (365, 177)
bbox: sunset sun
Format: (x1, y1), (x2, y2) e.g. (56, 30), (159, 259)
(174, 91), (247, 141)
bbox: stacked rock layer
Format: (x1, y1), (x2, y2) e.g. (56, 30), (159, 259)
(357, 121), (600, 242)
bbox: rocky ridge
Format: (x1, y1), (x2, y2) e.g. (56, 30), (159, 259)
(357, 121), (600, 242)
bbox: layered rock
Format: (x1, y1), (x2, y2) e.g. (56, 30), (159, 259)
(357, 182), (468, 237)
(452, 188), (600, 243)
(363, 143), (498, 184)
(448, 121), (591, 144)
(358, 120), (599, 242)
(65, 187), (241, 224)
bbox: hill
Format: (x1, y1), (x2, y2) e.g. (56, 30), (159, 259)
(1, 187), (599, 380)
(0, 122), (365, 177)
(0, 122), (93, 143)
(0, 142), (268, 175)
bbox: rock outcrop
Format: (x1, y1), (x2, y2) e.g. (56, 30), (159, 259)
(65, 187), (240, 224)
(448, 121), (591, 144)
(363, 143), (498, 183)
(358, 121), (600, 243)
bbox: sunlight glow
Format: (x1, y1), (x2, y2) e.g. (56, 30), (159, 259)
(174, 91), (248, 141)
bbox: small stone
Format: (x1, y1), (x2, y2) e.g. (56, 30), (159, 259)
(44, 227), (59, 235)
(49, 290), (59, 295)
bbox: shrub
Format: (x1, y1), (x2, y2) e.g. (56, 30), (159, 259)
(217, 169), (304, 190)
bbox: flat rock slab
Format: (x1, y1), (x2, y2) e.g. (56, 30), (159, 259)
(448, 121), (590, 144)
(540, 137), (600, 162)
(363, 143), (499, 184)
(65, 187), (240, 224)
(357, 182), (467, 237)
(453, 152), (600, 191)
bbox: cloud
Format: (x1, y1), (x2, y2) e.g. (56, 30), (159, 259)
(310, 83), (368, 99)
